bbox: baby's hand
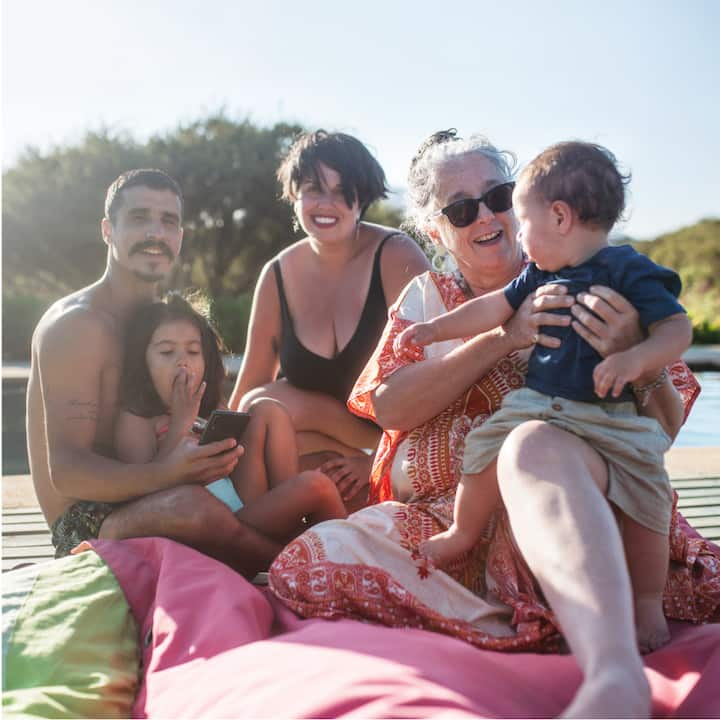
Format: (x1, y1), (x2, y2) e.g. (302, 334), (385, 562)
(593, 350), (645, 399)
(393, 322), (437, 357)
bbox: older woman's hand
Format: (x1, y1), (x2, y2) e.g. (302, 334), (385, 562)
(571, 285), (644, 357)
(504, 283), (574, 349)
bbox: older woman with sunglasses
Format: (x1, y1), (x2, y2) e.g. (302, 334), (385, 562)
(270, 131), (717, 718)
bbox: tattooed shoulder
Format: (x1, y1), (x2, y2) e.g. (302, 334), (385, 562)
(65, 399), (99, 421)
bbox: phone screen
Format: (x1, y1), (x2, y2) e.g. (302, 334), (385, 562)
(198, 410), (252, 445)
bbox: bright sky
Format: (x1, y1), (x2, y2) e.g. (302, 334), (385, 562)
(3, 0), (719, 239)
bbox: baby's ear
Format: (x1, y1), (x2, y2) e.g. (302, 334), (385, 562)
(551, 200), (573, 233)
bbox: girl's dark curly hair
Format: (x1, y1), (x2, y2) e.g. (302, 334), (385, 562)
(119, 292), (227, 419)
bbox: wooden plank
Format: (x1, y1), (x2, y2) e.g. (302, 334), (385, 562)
(3, 518), (50, 533)
(3, 514), (48, 525)
(678, 506), (720, 518)
(674, 492), (720, 505)
(670, 478), (720, 489)
(3, 522), (51, 535)
(682, 516), (720, 529)
(2, 506), (53, 572)
(2, 546), (55, 560)
(674, 488), (720, 499)
(3, 558), (52, 573)
(677, 496), (720, 508)
(2, 534), (53, 547)
(698, 530), (720, 542)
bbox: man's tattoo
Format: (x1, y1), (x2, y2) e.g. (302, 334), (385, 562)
(66, 400), (99, 421)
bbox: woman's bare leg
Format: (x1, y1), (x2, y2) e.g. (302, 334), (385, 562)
(497, 421), (649, 719)
(420, 461), (500, 566)
(237, 470), (347, 544)
(622, 518), (670, 653)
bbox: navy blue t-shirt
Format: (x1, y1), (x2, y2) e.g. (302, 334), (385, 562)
(503, 245), (685, 403)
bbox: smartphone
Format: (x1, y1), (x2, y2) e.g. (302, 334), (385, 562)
(198, 410), (252, 446)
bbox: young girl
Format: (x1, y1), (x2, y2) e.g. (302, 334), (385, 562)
(114, 292), (347, 548)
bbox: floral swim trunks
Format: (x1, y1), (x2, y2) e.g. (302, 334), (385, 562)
(50, 500), (117, 558)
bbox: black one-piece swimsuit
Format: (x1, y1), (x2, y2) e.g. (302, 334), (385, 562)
(273, 232), (399, 406)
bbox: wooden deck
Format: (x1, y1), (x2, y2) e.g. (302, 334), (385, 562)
(3, 474), (719, 573)
(2, 508), (55, 570)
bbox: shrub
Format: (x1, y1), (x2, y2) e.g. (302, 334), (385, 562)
(692, 320), (720, 345)
(211, 293), (253, 354)
(2, 293), (55, 362)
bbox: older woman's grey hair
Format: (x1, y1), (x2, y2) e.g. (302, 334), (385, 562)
(404, 129), (517, 240)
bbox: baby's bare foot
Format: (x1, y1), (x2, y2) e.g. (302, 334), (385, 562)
(419, 527), (473, 567)
(562, 667), (650, 719)
(635, 593), (671, 653)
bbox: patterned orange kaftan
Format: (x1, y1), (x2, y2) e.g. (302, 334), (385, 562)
(270, 271), (720, 652)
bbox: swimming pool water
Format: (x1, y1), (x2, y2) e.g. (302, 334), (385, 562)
(675, 372), (720, 447)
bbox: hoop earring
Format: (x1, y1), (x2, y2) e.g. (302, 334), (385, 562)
(431, 245), (449, 272)
(292, 216), (300, 233)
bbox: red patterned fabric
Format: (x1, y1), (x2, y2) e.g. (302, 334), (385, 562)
(270, 271), (718, 652)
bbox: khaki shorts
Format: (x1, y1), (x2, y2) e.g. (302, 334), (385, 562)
(462, 387), (673, 534)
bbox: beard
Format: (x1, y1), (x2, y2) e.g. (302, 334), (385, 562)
(128, 241), (175, 282)
(132, 267), (168, 283)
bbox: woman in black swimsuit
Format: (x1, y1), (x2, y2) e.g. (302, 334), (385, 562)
(229, 130), (429, 510)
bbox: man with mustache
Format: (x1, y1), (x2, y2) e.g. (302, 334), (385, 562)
(27, 169), (280, 576)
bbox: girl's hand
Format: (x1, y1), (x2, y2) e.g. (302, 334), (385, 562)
(504, 283), (573, 349)
(571, 285), (644, 357)
(170, 368), (206, 432)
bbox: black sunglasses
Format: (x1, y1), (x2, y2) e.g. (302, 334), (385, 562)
(434, 181), (515, 228)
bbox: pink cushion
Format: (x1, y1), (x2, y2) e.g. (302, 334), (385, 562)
(92, 538), (720, 719)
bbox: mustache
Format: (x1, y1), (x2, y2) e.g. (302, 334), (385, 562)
(129, 240), (174, 260)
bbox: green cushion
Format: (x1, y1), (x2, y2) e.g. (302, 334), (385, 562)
(2, 551), (140, 718)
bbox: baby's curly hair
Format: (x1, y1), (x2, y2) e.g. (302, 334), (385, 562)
(119, 291), (227, 419)
(519, 141), (630, 231)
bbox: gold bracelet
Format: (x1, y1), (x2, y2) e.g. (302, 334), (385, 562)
(631, 367), (669, 407)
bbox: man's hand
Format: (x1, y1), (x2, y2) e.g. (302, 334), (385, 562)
(163, 436), (244, 485)
(593, 349), (645, 399)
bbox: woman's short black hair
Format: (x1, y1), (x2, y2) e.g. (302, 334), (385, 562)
(119, 292), (227, 419)
(277, 130), (388, 215)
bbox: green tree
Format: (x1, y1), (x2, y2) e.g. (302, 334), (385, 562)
(2, 131), (147, 296)
(633, 218), (720, 341)
(147, 114), (302, 296)
(2, 115), (303, 298)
